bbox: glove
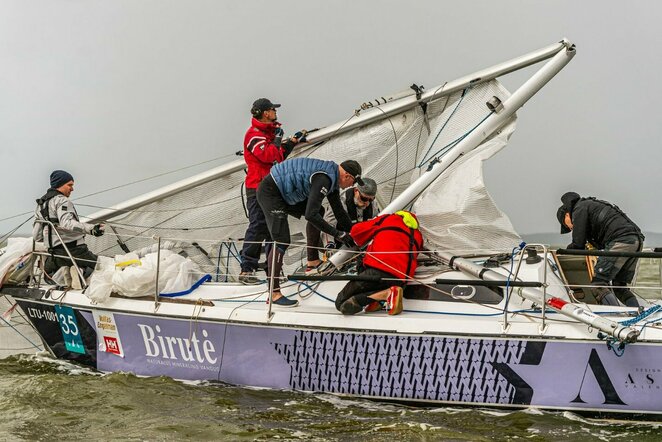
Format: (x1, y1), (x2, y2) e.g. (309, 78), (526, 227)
(273, 127), (284, 147)
(335, 231), (356, 248)
(91, 224), (105, 237)
(293, 129), (308, 143)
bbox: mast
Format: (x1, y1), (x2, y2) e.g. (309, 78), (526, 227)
(330, 40), (576, 268)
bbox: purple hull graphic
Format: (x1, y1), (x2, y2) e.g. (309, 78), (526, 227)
(18, 299), (662, 414)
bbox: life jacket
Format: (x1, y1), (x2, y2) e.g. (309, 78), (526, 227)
(270, 158), (339, 205)
(35, 189), (64, 251)
(352, 211), (423, 279)
(582, 197), (645, 244)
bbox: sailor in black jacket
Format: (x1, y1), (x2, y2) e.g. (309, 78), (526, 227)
(556, 191), (644, 307)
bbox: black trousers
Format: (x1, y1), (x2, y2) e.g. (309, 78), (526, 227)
(335, 267), (405, 314)
(45, 242), (98, 279)
(257, 175), (308, 290)
(240, 190), (271, 273)
(592, 235), (642, 305)
(306, 219), (324, 262)
(257, 175), (307, 249)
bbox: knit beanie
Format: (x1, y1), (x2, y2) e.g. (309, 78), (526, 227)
(50, 170), (74, 189)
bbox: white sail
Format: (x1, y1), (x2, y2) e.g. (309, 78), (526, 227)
(84, 78), (516, 277)
(83, 41), (577, 278)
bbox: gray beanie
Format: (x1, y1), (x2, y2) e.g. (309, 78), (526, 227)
(357, 177), (377, 197)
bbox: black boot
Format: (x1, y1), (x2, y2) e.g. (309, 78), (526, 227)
(614, 288), (640, 308)
(593, 287), (620, 306)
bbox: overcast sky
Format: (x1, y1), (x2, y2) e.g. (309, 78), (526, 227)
(2, 0), (661, 239)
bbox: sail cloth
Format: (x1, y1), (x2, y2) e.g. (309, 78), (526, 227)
(86, 79), (520, 278)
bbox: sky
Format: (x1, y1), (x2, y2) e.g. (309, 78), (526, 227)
(2, 0), (661, 239)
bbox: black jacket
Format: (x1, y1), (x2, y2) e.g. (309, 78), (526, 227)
(562, 192), (643, 249)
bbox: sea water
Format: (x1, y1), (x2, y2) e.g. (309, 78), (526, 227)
(0, 354), (661, 441)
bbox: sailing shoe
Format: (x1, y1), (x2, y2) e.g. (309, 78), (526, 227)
(272, 294), (299, 308)
(238, 271), (261, 285)
(364, 301), (384, 313)
(386, 286), (404, 315)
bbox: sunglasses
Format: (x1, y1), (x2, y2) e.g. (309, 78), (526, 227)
(358, 194), (374, 203)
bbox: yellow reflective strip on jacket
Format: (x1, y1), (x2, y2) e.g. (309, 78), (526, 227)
(395, 211), (418, 230)
(115, 259), (141, 268)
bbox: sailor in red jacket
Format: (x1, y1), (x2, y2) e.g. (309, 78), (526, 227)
(336, 211), (424, 315)
(239, 98), (306, 284)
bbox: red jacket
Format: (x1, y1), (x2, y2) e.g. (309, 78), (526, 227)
(243, 118), (286, 189)
(350, 212), (424, 279)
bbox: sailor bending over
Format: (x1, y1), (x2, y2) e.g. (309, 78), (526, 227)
(557, 191), (644, 307)
(305, 177), (380, 272)
(335, 211), (423, 316)
(32, 170), (105, 279)
(257, 157), (362, 307)
(238, 98), (306, 284)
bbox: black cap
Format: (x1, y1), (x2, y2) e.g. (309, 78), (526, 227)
(50, 170), (74, 189)
(340, 160), (364, 186)
(251, 98), (281, 115)
(557, 205), (571, 234)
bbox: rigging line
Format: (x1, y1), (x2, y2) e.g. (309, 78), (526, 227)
(0, 211), (33, 224)
(417, 87), (470, 167)
(74, 152), (238, 202)
(76, 190), (245, 213)
(95, 211), (184, 255)
(106, 220), (247, 231)
(0, 314), (42, 350)
(0, 153), (238, 224)
(0, 215), (34, 244)
(414, 82), (451, 162)
(419, 111), (494, 168)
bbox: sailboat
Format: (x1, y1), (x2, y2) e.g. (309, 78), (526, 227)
(3, 38), (662, 416)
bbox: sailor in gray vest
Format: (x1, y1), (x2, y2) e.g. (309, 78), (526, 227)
(556, 191), (644, 307)
(305, 177), (380, 270)
(256, 157), (362, 307)
(32, 170), (105, 279)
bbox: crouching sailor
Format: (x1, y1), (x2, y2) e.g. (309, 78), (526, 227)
(32, 170), (105, 279)
(556, 191), (644, 307)
(335, 211), (423, 315)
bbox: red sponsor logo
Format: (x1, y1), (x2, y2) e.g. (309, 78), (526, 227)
(104, 336), (121, 355)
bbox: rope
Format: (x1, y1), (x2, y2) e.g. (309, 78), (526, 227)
(619, 304), (662, 327)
